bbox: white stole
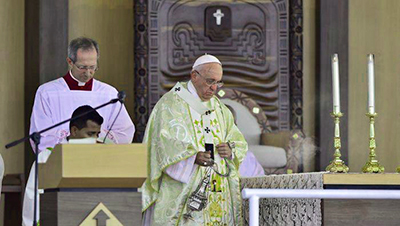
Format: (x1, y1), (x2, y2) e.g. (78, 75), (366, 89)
(165, 82), (219, 183)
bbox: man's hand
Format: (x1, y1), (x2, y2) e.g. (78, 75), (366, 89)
(195, 151), (213, 167)
(216, 143), (232, 159)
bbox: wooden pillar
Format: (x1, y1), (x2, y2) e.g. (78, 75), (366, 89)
(24, 0), (68, 178)
(316, 0), (349, 170)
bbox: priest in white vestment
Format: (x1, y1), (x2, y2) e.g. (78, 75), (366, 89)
(23, 37), (135, 226)
(142, 54), (248, 225)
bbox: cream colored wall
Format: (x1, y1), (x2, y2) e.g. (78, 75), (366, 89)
(302, 0), (317, 172)
(0, 0), (25, 175)
(0, 1), (24, 223)
(349, 0), (400, 172)
(69, 0), (135, 120)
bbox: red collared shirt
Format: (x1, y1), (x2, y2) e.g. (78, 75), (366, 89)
(63, 71), (93, 91)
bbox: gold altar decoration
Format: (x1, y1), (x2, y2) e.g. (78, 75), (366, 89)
(362, 112), (384, 173)
(396, 166), (400, 173)
(326, 112), (349, 173)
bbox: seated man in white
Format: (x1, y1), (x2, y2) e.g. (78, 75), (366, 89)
(67, 105), (103, 143)
(23, 105), (104, 226)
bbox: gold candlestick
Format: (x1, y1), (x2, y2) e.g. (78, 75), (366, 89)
(326, 112), (349, 173)
(362, 112), (384, 173)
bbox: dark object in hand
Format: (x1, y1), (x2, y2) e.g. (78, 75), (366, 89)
(205, 143), (214, 160)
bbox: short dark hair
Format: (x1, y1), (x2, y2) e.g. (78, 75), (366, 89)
(68, 37), (100, 63)
(70, 105), (104, 130)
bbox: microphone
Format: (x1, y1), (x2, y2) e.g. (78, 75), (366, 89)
(110, 91), (126, 103)
(102, 91), (125, 143)
(117, 91), (126, 103)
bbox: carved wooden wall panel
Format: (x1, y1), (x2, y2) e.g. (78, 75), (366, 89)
(134, 0), (303, 141)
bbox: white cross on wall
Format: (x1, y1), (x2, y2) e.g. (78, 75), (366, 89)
(213, 9), (224, 26)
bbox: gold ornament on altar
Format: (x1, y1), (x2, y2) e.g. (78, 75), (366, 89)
(326, 54), (349, 173)
(362, 112), (384, 173)
(326, 111), (349, 173)
(362, 54), (384, 173)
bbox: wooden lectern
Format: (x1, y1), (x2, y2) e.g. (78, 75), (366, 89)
(39, 144), (146, 226)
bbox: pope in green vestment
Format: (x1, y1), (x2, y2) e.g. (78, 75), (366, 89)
(141, 55), (248, 226)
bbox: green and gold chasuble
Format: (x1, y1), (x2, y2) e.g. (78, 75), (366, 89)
(141, 82), (248, 225)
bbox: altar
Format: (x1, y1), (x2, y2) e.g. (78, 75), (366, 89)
(241, 172), (400, 226)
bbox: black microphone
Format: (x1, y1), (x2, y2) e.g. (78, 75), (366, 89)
(117, 91), (126, 103)
(102, 91), (125, 143)
(110, 91), (126, 103)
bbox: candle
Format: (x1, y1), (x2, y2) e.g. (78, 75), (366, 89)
(332, 54), (340, 113)
(367, 54), (375, 114)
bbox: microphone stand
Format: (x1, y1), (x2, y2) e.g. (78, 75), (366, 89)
(5, 91), (126, 226)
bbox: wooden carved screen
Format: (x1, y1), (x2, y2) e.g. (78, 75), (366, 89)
(134, 0), (303, 141)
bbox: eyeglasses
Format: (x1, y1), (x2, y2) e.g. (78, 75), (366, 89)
(73, 62), (99, 72)
(194, 70), (224, 88)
